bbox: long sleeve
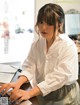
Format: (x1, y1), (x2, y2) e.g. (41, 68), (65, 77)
(19, 41), (37, 81)
(37, 41), (78, 96)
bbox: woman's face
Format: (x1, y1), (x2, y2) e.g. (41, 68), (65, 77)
(38, 22), (58, 41)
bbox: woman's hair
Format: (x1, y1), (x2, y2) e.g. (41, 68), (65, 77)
(35, 3), (65, 34)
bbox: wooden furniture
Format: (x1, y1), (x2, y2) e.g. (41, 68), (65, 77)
(76, 42), (80, 54)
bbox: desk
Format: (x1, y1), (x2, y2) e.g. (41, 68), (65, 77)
(0, 70), (39, 105)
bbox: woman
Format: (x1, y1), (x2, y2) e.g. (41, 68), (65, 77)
(0, 3), (80, 105)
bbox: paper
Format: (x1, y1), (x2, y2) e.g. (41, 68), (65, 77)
(0, 64), (17, 73)
(20, 100), (32, 105)
(0, 64), (17, 83)
(0, 73), (14, 83)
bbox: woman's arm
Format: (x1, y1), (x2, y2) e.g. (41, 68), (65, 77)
(16, 75), (29, 87)
(0, 75), (28, 95)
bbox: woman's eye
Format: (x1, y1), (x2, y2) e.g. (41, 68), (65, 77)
(39, 21), (43, 24)
(47, 22), (53, 25)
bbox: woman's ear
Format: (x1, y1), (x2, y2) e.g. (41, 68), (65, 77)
(59, 23), (63, 28)
(58, 23), (64, 33)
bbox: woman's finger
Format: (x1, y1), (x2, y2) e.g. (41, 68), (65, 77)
(0, 84), (7, 92)
(10, 89), (22, 102)
(17, 97), (25, 104)
(2, 87), (13, 96)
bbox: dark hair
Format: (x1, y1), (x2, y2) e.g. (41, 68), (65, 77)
(35, 3), (65, 34)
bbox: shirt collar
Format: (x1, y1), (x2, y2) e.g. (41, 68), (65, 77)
(57, 33), (68, 40)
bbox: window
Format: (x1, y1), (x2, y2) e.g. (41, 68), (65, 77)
(0, 0), (35, 64)
(0, 0), (34, 37)
(65, 14), (80, 36)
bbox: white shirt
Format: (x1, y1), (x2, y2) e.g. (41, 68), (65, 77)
(20, 33), (78, 96)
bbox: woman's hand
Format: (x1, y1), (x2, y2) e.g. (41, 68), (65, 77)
(0, 82), (20, 96)
(0, 76), (28, 96)
(10, 89), (31, 104)
(9, 86), (42, 104)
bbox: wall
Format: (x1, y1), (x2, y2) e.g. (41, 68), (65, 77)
(54, 0), (80, 12)
(35, 0), (80, 14)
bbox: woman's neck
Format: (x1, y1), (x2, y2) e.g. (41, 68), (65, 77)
(46, 32), (60, 52)
(46, 37), (54, 52)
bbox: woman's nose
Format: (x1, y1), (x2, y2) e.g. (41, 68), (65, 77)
(42, 23), (47, 30)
